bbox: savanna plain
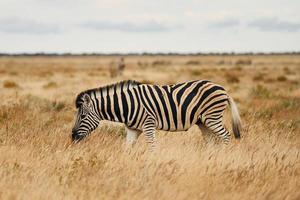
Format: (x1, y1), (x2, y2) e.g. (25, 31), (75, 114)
(0, 55), (299, 200)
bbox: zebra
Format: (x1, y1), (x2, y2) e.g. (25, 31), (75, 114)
(71, 80), (241, 148)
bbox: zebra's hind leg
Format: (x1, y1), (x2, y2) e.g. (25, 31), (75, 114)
(196, 120), (216, 143)
(125, 126), (142, 146)
(205, 119), (231, 144)
(142, 116), (157, 150)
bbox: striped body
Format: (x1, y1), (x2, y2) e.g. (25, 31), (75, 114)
(72, 80), (241, 146)
(138, 80), (228, 131)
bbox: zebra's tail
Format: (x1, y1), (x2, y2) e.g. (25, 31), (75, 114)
(228, 96), (242, 139)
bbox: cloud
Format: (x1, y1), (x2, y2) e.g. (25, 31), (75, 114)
(81, 20), (179, 32)
(207, 19), (240, 29)
(0, 18), (62, 35)
(248, 17), (300, 32)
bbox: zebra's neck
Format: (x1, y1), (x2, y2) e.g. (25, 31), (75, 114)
(91, 80), (142, 125)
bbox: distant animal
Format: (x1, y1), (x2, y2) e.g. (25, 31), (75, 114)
(118, 57), (125, 72)
(109, 57), (125, 78)
(71, 80), (241, 148)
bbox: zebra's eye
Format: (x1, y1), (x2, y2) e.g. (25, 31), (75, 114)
(81, 114), (87, 119)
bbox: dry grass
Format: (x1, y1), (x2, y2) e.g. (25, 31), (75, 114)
(0, 55), (300, 200)
(250, 85), (273, 99)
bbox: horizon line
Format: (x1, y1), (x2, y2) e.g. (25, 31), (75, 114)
(0, 51), (300, 57)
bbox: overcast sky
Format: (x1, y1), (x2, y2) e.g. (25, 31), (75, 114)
(0, 0), (299, 53)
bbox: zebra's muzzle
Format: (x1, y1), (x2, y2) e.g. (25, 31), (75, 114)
(71, 131), (85, 143)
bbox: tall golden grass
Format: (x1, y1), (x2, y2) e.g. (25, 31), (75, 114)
(0, 55), (299, 200)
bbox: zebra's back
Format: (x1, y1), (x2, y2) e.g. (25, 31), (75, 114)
(137, 80), (229, 131)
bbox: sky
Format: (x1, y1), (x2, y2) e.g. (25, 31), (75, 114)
(0, 0), (299, 53)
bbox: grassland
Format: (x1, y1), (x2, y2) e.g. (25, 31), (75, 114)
(0, 55), (299, 200)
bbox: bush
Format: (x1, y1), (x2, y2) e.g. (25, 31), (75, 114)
(225, 73), (240, 83)
(190, 69), (202, 76)
(235, 59), (252, 66)
(152, 60), (171, 66)
(3, 80), (19, 88)
(137, 61), (149, 68)
(253, 73), (264, 81)
(283, 67), (293, 75)
(9, 71), (18, 76)
(277, 75), (287, 82)
(233, 66), (243, 71)
(264, 78), (275, 83)
(53, 102), (66, 112)
(186, 60), (201, 65)
(37, 70), (54, 77)
(43, 81), (58, 89)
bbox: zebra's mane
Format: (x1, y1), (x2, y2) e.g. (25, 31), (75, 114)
(75, 80), (141, 108)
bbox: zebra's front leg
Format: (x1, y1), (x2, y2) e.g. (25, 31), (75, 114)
(142, 116), (157, 150)
(125, 126), (142, 146)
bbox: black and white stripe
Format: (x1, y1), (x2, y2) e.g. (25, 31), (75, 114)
(72, 80), (241, 146)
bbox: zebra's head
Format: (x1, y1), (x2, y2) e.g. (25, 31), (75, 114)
(72, 92), (100, 143)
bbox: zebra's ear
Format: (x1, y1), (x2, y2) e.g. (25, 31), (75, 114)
(83, 93), (91, 106)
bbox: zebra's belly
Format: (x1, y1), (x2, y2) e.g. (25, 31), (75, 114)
(127, 122), (193, 132)
(158, 123), (194, 132)
(159, 128), (190, 132)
